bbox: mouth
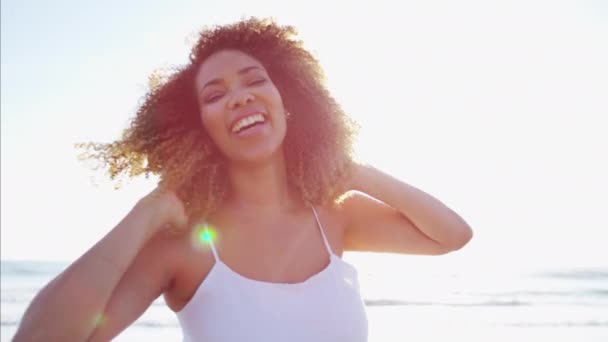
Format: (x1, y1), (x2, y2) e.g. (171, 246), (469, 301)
(230, 113), (267, 134)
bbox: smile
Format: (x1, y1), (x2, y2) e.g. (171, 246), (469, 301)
(231, 113), (266, 134)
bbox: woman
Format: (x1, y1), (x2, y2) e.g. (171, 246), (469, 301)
(14, 18), (472, 341)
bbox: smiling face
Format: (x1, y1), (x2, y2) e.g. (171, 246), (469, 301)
(195, 50), (287, 165)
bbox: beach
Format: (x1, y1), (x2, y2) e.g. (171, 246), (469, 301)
(2, 259), (607, 341)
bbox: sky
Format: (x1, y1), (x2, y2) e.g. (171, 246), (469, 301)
(1, 0), (607, 271)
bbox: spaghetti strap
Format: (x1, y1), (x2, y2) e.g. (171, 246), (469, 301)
(311, 206), (334, 255)
(204, 225), (220, 262)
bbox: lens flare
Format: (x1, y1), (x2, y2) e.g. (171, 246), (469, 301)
(200, 228), (215, 243)
(192, 223), (217, 249)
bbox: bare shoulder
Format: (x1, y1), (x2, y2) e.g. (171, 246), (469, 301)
(133, 230), (189, 289)
(315, 202), (349, 256)
(158, 228), (216, 313)
(317, 202), (347, 230)
(331, 191), (365, 226)
(333, 190), (391, 229)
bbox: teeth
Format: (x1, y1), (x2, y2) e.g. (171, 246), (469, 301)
(232, 113), (265, 133)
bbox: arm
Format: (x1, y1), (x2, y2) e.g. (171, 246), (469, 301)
(13, 188), (187, 342)
(341, 164), (472, 255)
(85, 232), (179, 342)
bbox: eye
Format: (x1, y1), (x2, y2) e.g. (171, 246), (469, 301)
(248, 78), (267, 86)
(204, 93), (224, 104)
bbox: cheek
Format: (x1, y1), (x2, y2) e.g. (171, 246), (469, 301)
(200, 108), (226, 141)
(200, 102), (222, 124)
(200, 113), (213, 131)
(270, 86), (285, 109)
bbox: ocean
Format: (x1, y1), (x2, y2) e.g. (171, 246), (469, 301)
(1, 258), (607, 341)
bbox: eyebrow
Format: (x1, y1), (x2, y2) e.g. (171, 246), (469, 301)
(200, 66), (263, 92)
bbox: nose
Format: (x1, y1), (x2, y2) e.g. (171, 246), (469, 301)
(228, 88), (254, 109)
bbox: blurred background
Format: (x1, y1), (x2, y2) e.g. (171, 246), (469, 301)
(2, 0), (607, 340)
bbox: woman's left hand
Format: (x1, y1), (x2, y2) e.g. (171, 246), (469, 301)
(339, 163), (473, 255)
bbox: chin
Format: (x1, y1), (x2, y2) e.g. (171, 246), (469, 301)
(231, 144), (284, 166)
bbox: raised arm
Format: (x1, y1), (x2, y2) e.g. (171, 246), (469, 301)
(342, 164), (473, 255)
(13, 188), (188, 342)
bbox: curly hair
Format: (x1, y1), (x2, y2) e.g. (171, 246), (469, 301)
(76, 17), (357, 221)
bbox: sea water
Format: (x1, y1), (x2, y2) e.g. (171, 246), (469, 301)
(2, 259), (607, 341)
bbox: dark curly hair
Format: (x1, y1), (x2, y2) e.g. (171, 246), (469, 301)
(76, 17), (357, 220)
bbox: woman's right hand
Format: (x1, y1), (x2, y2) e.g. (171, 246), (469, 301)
(13, 185), (189, 342)
(134, 186), (189, 239)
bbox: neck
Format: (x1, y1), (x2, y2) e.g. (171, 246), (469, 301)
(225, 152), (301, 213)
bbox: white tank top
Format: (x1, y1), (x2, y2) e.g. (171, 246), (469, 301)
(175, 206), (368, 341)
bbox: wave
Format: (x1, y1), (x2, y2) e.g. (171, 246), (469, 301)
(0, 319), (180, 329)
(1, 320), (18, 327)
(508, 320), (608, 328)
(537, 269), (608, 280)
(507, 289), (607, 297)
(1, 261), (67, 277)
(364, 299), (530, 307)
(462, 288), (608, 300)
(132, 321), (180, 328)
(6, 318), (606, 329)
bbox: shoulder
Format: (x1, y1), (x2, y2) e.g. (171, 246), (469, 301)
(332, 191), (372, 228)
(153, 227), (216, 312)
(133, 230), (189, 284)
(313, 202), (350, 255)
(132, 227), (212, 290)
(314, 203), (347, 232)
(315, 192), (376, 235)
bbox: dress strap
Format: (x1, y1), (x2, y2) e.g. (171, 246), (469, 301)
(311, 206), (334, 255)
(204, 225), (220, 262)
